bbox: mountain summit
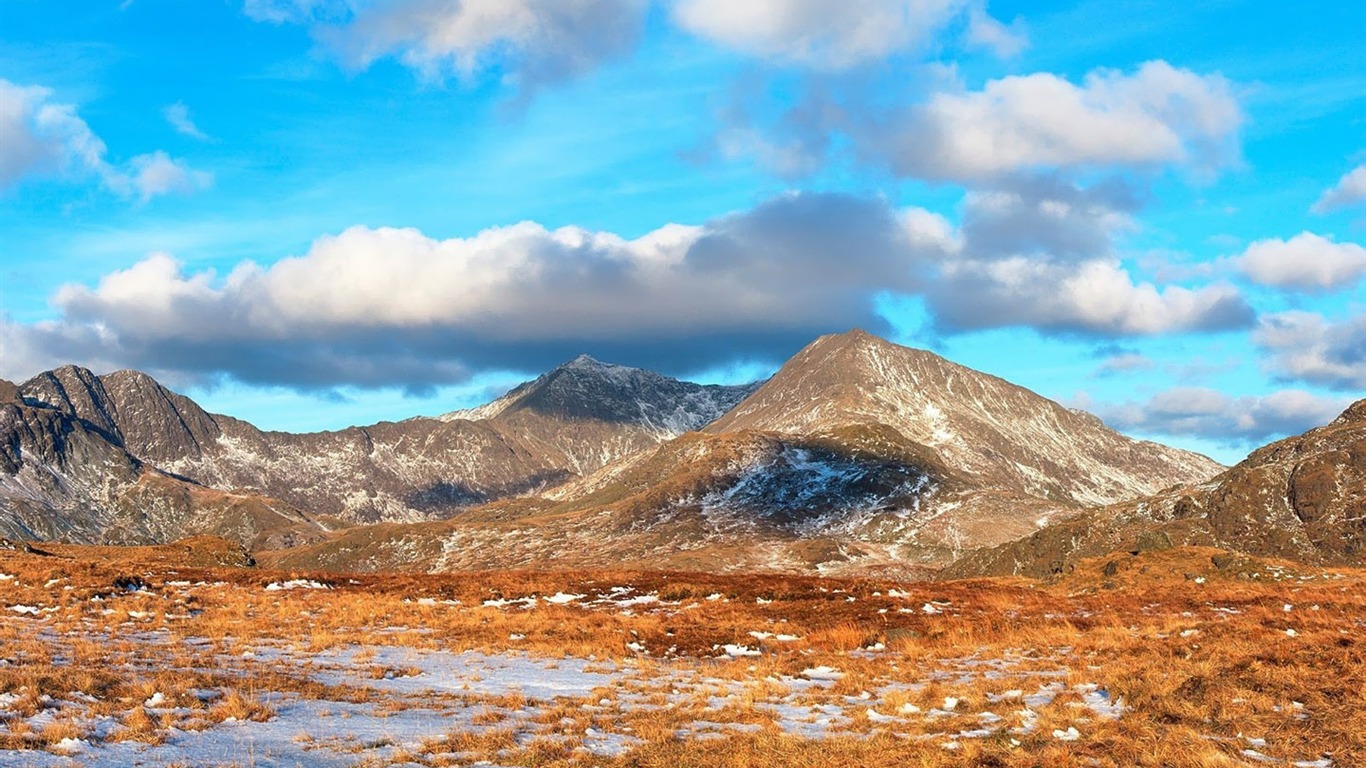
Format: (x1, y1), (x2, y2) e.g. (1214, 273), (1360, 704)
(709, 330), (1222, 506)
(442, 355), (758, 434)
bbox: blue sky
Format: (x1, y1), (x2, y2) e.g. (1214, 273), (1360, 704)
(1, 0), (1363, 464)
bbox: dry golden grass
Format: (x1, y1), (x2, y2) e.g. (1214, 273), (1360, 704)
(0, 541), (1358, 766)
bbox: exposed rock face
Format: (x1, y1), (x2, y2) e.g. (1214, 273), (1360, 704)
(948, 399), (1366, 578)
(15, 359), (759, 526)
(710, 330), (1222, 505)
(0, 389), (325, 550)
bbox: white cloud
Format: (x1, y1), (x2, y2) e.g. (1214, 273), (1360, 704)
(7, 189), (1252, 387)
(959, 175), (1140, 262)
(965, 5), (1027, 57)
(1101, 386), (1353, 444)
(864, 61), (1241, 181)
(1236, 232), (1366, 291)
(163, 102), (208, 140)
(122, 151), (213, 202)
(0, 78), (210, 201)
(0, 78), (108, 188)
(1311, 164), (1366, 213)
(1094, 352), (1154, 376)
(249, 0), (648, 90)
(1255, 312), (1366, 391)
(18, 192), (948, 386)
(673, 0), (986, 70)
(930, 257), (1252, 336)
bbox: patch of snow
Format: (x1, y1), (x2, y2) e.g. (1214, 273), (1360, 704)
(801, 666), (845, 681)
(264, 579), (331, 591)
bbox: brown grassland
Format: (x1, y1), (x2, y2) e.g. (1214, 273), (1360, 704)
(0, 536), (1359, 767)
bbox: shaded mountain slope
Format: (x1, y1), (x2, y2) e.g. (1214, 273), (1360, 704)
(947, 399), (1366, 578)
(0, 379), (328, 549)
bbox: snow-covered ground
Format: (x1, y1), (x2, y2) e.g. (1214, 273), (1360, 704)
(0, 572), (1345, 767)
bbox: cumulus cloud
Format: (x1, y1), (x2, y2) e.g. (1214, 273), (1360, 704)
(0, 78), (108, 188)
(8, 193), (947, 387)
(0, 78), (210, 200)
(929, 257), (1252, 336)
(163, 102), (208, 140)
(246, 0), (647, 91)
(673, 0), (1007, 70)
(862, 61), (1241, 181)
(117, 151), (214, 202)
(1311, 164), (1366, 214)
(959, 174), (1141, 262)
(4, 188), (1254, 388)
(927, 174), (1253, 336)
(1236, 232), (1366, 291)
(1255, 312), (1366, 391)
(1101, 387), (1353, 444)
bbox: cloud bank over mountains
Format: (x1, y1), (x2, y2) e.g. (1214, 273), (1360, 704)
(3, 187), (1264, 390)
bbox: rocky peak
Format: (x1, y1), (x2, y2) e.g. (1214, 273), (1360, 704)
(1334, 399), (1366, 425)
(95, 370), (223, 463)
(0, 379), (19, 404)
(710, 330), (1222, 506)
(446, 355), (761, 435)
(21, 365), (122, 439)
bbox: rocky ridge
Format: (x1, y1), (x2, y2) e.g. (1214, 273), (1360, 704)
(947, 398), (1366, 578)
(9, 358), (760, 531)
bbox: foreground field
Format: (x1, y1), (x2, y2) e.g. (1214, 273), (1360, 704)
(0, 539), (1359, 767)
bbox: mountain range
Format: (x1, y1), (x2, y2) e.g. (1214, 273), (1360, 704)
(2, 330), (1360, 576)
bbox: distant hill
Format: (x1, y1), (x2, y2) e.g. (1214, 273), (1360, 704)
(946, 398), (1366, 578)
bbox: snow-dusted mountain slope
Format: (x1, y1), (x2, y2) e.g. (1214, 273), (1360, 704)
(709, 330), (1223, 506)
(16, 358), (759, 525)
(0, 377), (327, 549)
(948, 398), (1366, 578)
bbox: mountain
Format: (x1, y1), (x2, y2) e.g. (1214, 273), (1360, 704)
(0, 376), (328, 550)
(947, 398), (1366, 578)
(708, 330), (1221, 505)
(14, 359), (759, 526)
(258, 331), (1227, 576)
(441, 354), (756, 435)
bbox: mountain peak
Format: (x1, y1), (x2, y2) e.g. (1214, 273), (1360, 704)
(21, 364), (121, 438)
(441, 356), (760, 434)
(818, 328), (901, 354)
(709, 329), (1221, 506)
(1335, 399), (1366, 425)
